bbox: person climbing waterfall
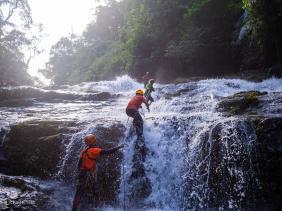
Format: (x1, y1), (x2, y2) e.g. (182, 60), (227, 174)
(142, 72), (150, 88)
(126, 89), (150, 137)
(72, 134), (123, 211)
(144, 79), (155, 105)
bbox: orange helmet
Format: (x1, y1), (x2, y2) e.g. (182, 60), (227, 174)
(84, 134), (96, 146)
(136, 89), (144, 95)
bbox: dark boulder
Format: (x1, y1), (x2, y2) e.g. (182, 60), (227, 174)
(2, 121), (74, 178)
(217, 91), (267, 115)
(250, 117), (282, 209)
(184, 117), (282, 210)
(95, 123), (125, 205)
(128, 136), (151, 206)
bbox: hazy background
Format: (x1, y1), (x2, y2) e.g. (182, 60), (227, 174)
(27, 0), (101, 83)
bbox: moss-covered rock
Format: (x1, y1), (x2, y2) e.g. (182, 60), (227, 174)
(217, 91), (267, 115)
(2, 121), (74, 178)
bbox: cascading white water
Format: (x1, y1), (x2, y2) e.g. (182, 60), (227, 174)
(1, 76), (282, 210)
(115, 77), (282, 210)
(0, 121), (10, 160)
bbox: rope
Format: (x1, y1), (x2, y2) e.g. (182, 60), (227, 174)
(122, 117), (130, 211)
(122, 152), (126, 211)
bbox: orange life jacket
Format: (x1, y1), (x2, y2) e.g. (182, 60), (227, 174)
(79, 147), (102, 171)
(126, 95), (146, 110)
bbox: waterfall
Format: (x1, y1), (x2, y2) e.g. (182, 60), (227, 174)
(2, 76), (282, 210)
(115, 77), (282, 210)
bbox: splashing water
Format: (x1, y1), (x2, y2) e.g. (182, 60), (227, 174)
(1, 76), (282, 210)
(69, 75), (141, 94)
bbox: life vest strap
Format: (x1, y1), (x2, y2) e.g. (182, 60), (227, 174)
(78, 147), (97, 170)
(84, 147), (97, 161)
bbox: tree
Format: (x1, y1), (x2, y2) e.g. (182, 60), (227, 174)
(0, 0), (36, 85)
(43, 0), (281, 84)
(243, 0), (282, 67)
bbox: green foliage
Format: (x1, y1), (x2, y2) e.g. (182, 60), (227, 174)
(242, 0), (282, 67)
(0, 0), (38, 85)
(167, 0), (243, 76)
(242, 0), (250, 9)
(42, 0), (282, 84)
(186, 0), (211, 17)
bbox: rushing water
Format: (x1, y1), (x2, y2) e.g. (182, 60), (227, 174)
(1, 76), (282, 210)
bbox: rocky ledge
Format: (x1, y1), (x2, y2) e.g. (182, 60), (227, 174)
(217, 91), (268, 115)
(0, 174), (52, 210)
(1, 121), (76, 178)
(203, 91), (282, 209)
(0, 120), (127, 208)
(0, 87), (114, 107)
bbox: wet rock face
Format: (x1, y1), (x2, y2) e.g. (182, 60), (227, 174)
(2, 121), (74, 178)
(128, 137), (151, 206)
(0, 87), (114, 106)
(217, 91), (267, 115)
(184, 117), (282, 210)
(95, 124), (125, 205)
(206, 121), (258, 209)
(251, 117), (282, 209)
(0, 174), (50, 210)
(57, 123), (125, 206)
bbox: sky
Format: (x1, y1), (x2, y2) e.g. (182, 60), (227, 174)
(27, 0), (101, 83)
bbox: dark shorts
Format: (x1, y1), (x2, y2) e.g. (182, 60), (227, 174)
(126, 108), (143, 136)
(72, 170), (97, 211)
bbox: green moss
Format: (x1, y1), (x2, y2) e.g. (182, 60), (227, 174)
(248, 111), (258, 115)
(245, 93), (258, 103)
(218, 91), (267, 115)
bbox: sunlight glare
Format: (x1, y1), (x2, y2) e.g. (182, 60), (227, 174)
(27, 0), (102, 85)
